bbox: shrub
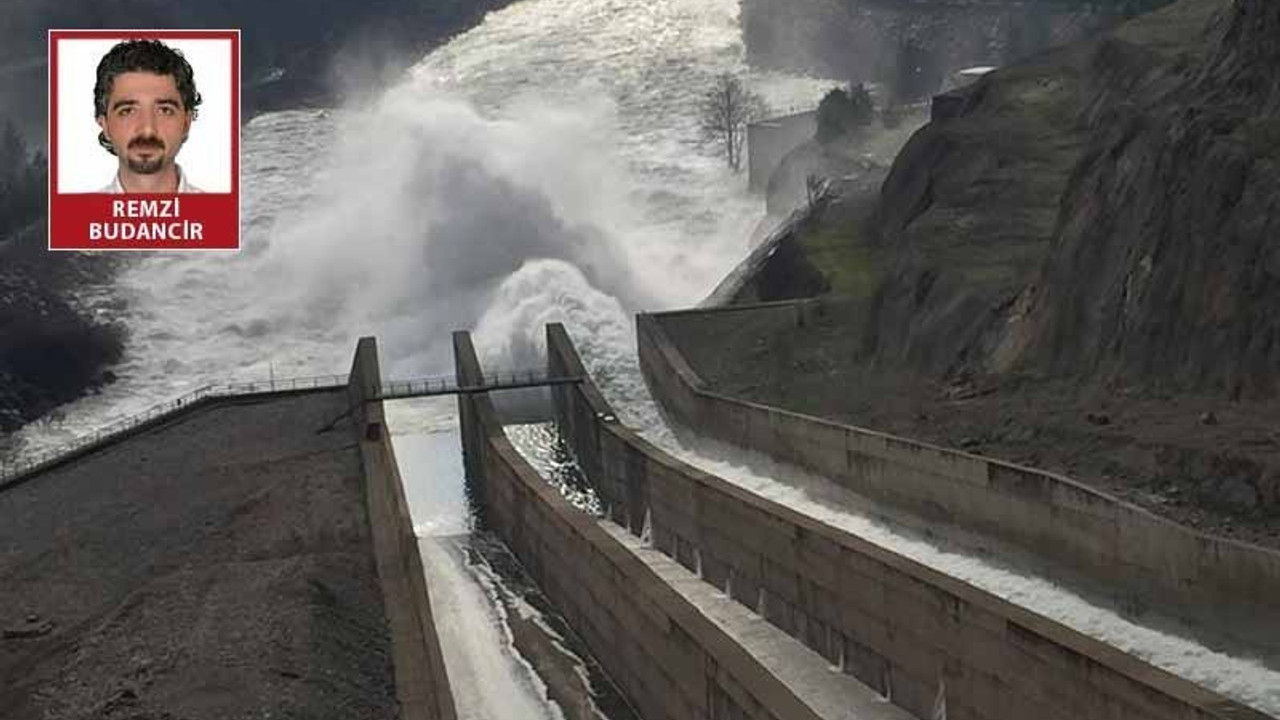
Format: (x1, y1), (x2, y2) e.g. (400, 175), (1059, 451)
(815, 83), (875, 143)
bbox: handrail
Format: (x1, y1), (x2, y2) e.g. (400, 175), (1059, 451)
(0, 373), (348, 486)
(0, 368), (584, 487)
(376, 369), (582, 400)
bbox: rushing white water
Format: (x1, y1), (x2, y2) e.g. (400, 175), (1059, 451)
(9, 0), (832, 458)
(387, 399), (559, 720)
(389, 400), (630, 720)
(418, 535), (565, 720)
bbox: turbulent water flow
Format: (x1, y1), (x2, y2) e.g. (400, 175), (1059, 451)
(417, 535), (565, 720)
(10, 0), (831, 458)
(388, 402), (563, 720)
(389, 399), (634, 720)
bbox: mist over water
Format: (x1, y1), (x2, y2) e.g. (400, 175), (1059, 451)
(8, 0), (831, 456)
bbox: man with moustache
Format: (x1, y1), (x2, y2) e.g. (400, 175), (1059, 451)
(95, 39), (203, 193)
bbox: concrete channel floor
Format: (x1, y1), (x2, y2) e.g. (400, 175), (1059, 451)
(599, 521), (916, 720)
(0, 390), (398, 719)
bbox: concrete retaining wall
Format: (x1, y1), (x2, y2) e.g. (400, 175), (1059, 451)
(636, 306), (1280, 658)
(455, 331), (892, 720)
(348, 338), (458, 720)
(747, 110), (817, 192)
(547, 322), (1271, 720)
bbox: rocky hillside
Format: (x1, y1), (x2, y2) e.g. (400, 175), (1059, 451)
(0, 126), (123, 434)
(0, 223), (124, 434)
(711, 0), (1280, 531)
(753, 0), (1278, 401)
(998, 0), (1280, 398)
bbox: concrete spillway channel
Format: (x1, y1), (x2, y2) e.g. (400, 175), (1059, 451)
(6, 327), (1273, 720)
(386, 404), (637, 720)
(453, 331), (917, 720)
(532, 323), (1278, 720)
(633, 304), (1280, 718)
(384, 398), (909, 719)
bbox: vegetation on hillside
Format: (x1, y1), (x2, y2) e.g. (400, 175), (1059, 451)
(0, 118), (124, 433)
(0, 121), (43, 243)
(815, 84), (875, 144)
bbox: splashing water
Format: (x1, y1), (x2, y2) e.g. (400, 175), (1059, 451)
(10, 0), (833, 458)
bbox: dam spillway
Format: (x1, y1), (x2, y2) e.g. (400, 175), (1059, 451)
(2, 328), (1275, 720)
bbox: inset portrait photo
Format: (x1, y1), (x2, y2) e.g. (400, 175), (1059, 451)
(49, 30), (240, 251)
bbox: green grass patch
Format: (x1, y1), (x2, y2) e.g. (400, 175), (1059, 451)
(797, 222), (887, 300)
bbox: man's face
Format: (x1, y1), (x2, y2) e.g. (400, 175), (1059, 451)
(96, 71), (192, 175)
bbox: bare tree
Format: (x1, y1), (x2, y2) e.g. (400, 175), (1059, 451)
(697, 73), (768, 172)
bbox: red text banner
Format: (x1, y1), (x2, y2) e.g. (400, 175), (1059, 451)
(48, 29), (240, 252)
(50, 194), (239, 251)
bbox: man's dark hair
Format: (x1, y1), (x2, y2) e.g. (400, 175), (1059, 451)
(94, 39), (202, 155)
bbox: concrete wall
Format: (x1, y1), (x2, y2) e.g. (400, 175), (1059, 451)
(636, 307), (1280, 660)
(748, 111), (817, 193)
(454, 330), (889, 720)
(348, 338), (458, 720)
(546, 322), (1271, 720)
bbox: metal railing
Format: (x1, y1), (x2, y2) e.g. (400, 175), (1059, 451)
(0, 373), (348, 487)
(0, 368), (584, 488)
(376, 374), (460, 399)
(376, 369), (582, 400)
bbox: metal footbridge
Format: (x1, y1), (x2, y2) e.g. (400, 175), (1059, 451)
(1, 368), (581, 489)
(374, 370), (582, 400)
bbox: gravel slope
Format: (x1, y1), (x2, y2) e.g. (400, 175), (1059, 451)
(0, 389), (398, 720)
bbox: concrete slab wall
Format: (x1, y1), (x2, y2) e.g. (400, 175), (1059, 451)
(348, 338), (458, 720)
(546, 322), (1271, 720)
(456, 330), (891, 720)
(747, 110), (817, 192)
(636, 306), (1280, 657)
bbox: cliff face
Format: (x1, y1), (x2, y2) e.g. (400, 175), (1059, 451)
(998, 0), (1280, 397)
(836, 0), (1280, 400)
(861, 40), (1098, 375)
(719, 0), (1280, 532)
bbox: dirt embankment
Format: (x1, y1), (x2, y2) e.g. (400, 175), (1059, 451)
(0, 391), (398, 719)
(723, 0), (1280, 541)
(671, 307), (1280, 549)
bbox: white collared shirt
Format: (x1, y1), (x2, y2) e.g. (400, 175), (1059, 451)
(100, 165), (202, 193)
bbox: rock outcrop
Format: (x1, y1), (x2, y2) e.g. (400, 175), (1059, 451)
(1000, 0), (1280, 398)
(713, 0), (1280, 535)
(759, 0), (1279, 400)
(0, 224), (123, 433)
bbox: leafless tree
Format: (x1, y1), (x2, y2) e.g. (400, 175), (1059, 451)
(697, 73), (768, 172)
